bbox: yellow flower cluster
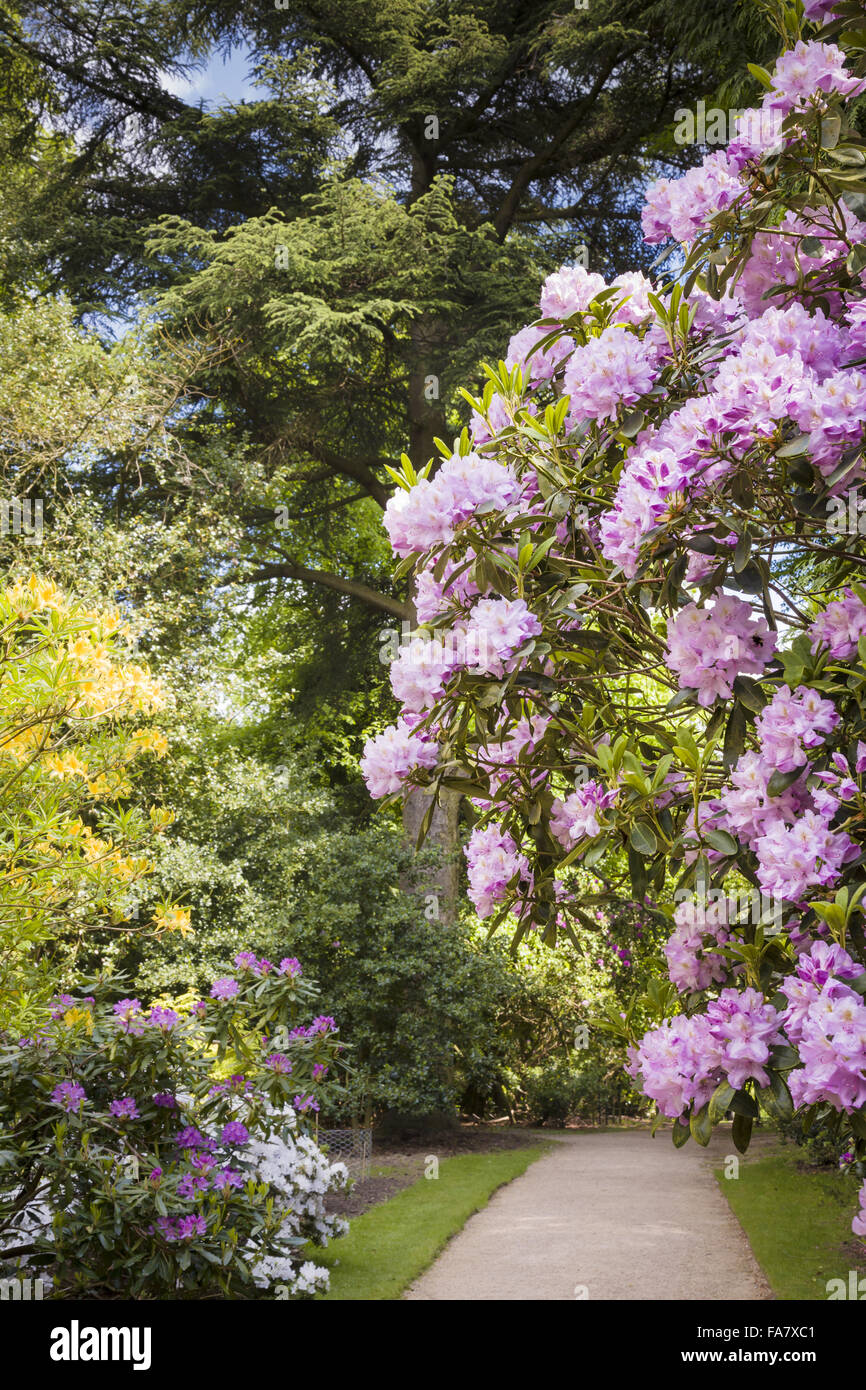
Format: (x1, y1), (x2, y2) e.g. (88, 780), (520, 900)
(62, 1006), (94, 1035)
(4, 575), (66, 613)
(152, 904), (193, 937)
(128, 729), (169, 758)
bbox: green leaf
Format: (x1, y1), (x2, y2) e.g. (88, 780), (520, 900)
(747, 62), (774, 90)
(850, 1111), (866, 1142)
(671, 1119), (691, 1148)
(666, 687), (695, 711)
(709, 1081), (736, 1125)
(811, 901), (846, 933)
(627, 844), (649, 897)
(821, 113), (842, 150)
(768, 1071), (793, 1121)
(767, 767), (802, 797)
(629, 821), (658, 856)
(723, 703), (748, 769)
(731, 1112), (753, 1155)
(705, 829), (738, 856)
(776, 433), (811, 458)
(768, 1045), (800, 1070)
(582, 834), (610, 868)
(690, 1103), (713, 1147)
(729, 1089), (759, 1119)
(847, 244), (866, 277)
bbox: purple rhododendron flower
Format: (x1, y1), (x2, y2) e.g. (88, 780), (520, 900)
(220, 1121), (249, 1146)
(109, 1097), (139, 1120)
(51, 1081), (87, 1112)
(266, 1053), (292, 1074)
(213, 1167), (244, 1191)
(177, 1173), (210, 1197)
(464, 823), (530, 919)
(210, 977), (239, 1000)
(175, 1126), (209, 1151)
(146, 1006), (179, 1031)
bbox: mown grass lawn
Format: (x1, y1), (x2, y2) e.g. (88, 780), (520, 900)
(716, 1149), (865, 1300)
(315, 1144), (549, 1300)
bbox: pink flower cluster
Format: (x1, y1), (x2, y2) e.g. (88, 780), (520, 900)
(788, 367), (866, 477)
(456, 597), (542, 676)
(642, 42), (863, 248)
(754, 684), (839, 773)
(550, 780), (618, 849)
(803, 0), (841, 20)
(506, 323), (574, 385)
(383, 450), (520, 557)
(389, 635), (454, 711)
(600, 299), (855, 575)
(754, 809), (858, 903)
(642, 151), (746, 245)
(765, 41), (865, 114)
(562, 326), (659, 425)
(664, 895), (730, 994)
(809, 589), (866, 659)
(665, 596), (776, 707)
(385, 598), (541, 718)
(539, 265), (607, 319)
(781, 943), (866, 1112)
(156, 1214), (207, 1242)
(629, 987), (785, 1117)
(360, 717), (439, 798)
(716, 750), (806, 847)
(698, 684), (854, 903)
(465, 823), (530, 919)
(478, 715), (550, 797)
(414, 556), (479, 623)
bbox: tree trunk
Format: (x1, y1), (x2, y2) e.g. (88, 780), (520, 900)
(401, 784), (460, 923)
(402, 314), (461, 921)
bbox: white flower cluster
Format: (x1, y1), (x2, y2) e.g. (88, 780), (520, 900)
(248, 1108), (349, 1297)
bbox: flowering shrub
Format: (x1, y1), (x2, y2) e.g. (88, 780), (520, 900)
(0, 575), (185, 1034)
(364, 0), (866, 1235)
(0, 954), (348, 1297)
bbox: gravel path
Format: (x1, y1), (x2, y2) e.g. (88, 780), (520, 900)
(404, 1129), (771, 1301)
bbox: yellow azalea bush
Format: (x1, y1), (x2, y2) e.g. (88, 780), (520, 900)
(0, 575), (190, 1030)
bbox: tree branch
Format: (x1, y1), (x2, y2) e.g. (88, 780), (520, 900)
(491, 49), (628, 240)
(239, 560), (410, 619)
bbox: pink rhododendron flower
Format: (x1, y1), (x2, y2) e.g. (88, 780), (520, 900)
(809, 589), (866, 659)
(764, 41), (865, 114)
(360, 718), (439, 797)
(665, 597), (776, 706)
(550, 780), (618, 848)
(465, 823), (530, 918)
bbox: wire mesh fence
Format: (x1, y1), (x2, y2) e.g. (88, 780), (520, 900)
(317, 1127), (372, 1178)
